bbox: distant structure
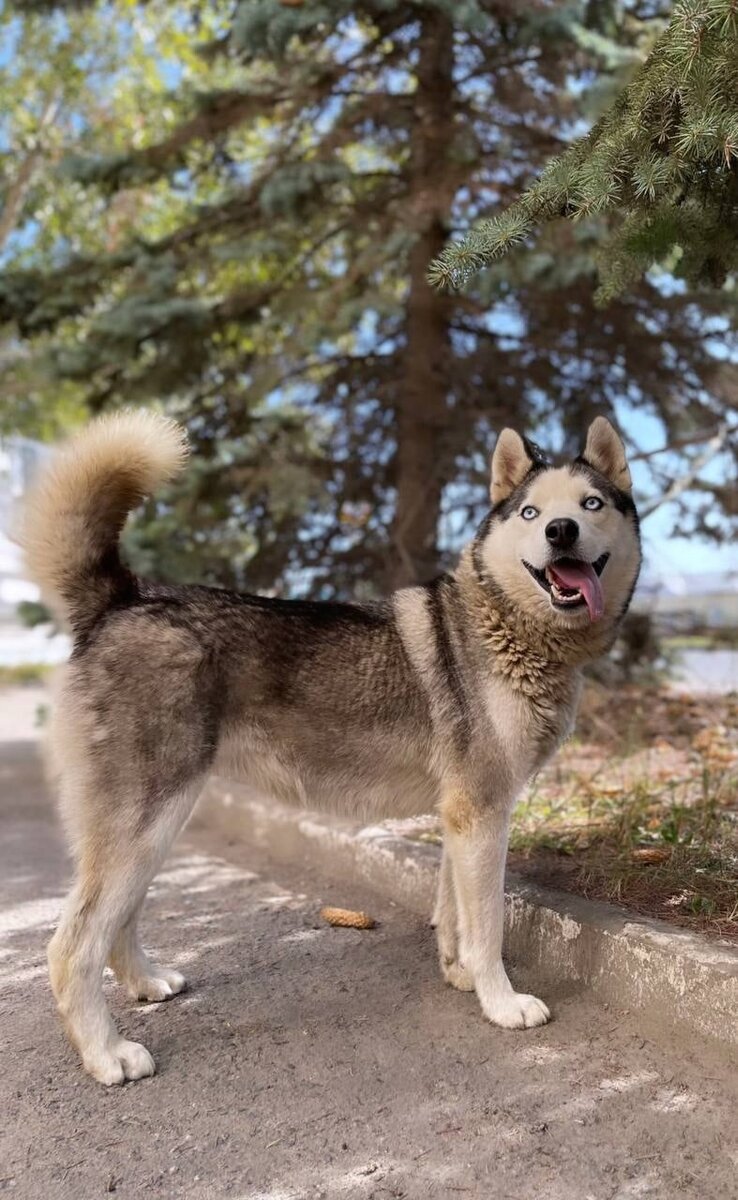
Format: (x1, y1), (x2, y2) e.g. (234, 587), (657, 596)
(0, 435), (71, 666)
(635, 566), (738, 633)
(0, 435), (46, 622)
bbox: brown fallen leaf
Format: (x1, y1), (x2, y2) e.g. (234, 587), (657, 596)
(692, 726), (726, 752)
(320, 906), (377, 930)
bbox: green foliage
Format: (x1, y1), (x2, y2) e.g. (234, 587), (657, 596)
(431, 0), (738, 299)
(0, 0), (736, 594)
(15, 600), (53, 628)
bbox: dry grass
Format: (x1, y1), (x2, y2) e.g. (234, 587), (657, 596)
(0, 663), (51, 688)
(508, 685), (738, 942)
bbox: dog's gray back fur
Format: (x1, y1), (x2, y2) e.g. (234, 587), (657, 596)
(25, 409), (642, 830)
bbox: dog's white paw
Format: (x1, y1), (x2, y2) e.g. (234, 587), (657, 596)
(482, 991), (551, 1030)
(84, 1039), (156, 1086)
(129, 969), (187, 1003)
(441, 957), (475, 992)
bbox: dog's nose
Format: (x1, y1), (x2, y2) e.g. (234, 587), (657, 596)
(545, 518), (579, 549)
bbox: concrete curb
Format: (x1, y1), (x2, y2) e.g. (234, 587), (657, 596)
(197, 778), (738, 1047)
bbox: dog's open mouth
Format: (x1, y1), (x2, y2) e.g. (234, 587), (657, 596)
(523, 553), (610, 622)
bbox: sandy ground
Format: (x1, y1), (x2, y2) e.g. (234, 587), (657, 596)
(1, 693), (737, 1200)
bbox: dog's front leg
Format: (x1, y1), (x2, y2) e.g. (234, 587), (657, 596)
(431, 842), (474, 991)
(441, 791), (550, 1029)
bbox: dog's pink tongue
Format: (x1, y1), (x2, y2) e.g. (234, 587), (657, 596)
(549, 561), (604, 622)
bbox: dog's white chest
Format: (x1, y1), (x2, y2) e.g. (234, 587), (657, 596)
(482, 678), (540, 788)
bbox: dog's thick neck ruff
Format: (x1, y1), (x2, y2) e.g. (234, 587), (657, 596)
(455, 547), (616, 688)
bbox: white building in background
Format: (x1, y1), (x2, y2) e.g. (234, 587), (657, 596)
(635, 566), (738, 631)
(0, 436), (68, 664)
(0, 435), (44, 619)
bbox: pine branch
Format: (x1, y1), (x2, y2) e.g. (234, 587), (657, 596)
(432, 0), (738, 295)
(0, 94), (61, 250)
(63, 89), (291, 189)
(639, 419), (732, 516)
(629, 421), (737, 462)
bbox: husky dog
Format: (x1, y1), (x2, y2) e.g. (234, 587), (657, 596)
(23, 411), (640, 1085)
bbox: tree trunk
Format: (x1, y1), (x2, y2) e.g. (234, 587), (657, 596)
(387, 9), (455, 590)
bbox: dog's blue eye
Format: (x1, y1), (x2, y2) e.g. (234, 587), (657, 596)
(521, 505), (539, 520)
(583, 496), (603, 511)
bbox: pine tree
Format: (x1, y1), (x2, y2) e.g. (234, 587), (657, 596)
(431, 0), (738, 301)
(0, 1), (734, 594)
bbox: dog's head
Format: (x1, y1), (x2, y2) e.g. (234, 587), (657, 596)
(474, 417), (641, 638)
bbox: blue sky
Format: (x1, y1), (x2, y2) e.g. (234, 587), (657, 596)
(642, 514), (732, 577)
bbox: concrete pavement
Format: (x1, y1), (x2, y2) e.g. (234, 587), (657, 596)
(1, 722), (737, 1199)
(197, 783), (738, 1049)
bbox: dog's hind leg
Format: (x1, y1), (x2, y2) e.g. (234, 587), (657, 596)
(432, 843), (474, 991)
(48, 780), (201, 1085)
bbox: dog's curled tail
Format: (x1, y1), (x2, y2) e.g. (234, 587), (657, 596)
(22, 409), (187, 636)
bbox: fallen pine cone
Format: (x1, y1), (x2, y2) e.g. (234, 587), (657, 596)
(631, 847), (671, 864)
(320, 906), (377, 930)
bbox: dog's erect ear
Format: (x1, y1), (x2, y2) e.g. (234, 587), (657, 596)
(581, 417), (632, 492)
(490, 429), (538, 504)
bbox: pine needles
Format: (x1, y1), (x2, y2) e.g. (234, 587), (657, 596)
(430, 0), (738, 299)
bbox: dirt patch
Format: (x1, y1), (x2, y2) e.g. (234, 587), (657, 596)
(509, 684), (738, 942)
(407, 685), (738, 942)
